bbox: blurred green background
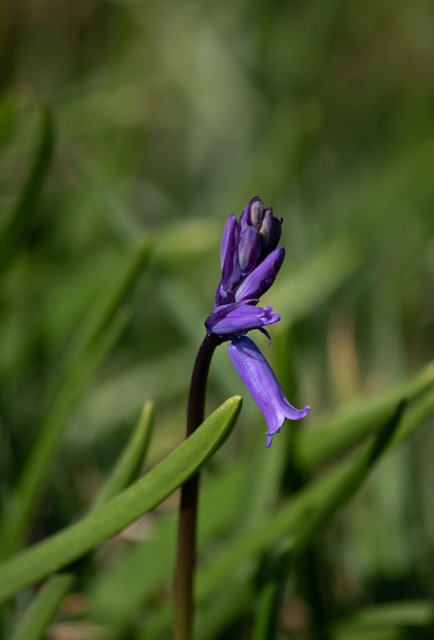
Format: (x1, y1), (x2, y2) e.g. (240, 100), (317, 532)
(1, 0), (434, 638)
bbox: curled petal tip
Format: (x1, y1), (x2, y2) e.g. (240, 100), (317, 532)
(228, 336), (310, 447)
(235, 246), (285, 302)
(206, 302), (280, 336)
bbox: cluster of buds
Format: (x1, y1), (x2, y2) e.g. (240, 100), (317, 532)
(205, 197), (310, 448)
(206, 198), (284, 341)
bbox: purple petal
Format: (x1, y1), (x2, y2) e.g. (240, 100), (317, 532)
(228, 336), (310, 447)
(206, 303), (280, 336)
(235, 247), (285, 302)
(240, 196), (264, 228)
(259, 209), (282, 255)
(220, 214), (241, 294)
(238, 226), (261, 275)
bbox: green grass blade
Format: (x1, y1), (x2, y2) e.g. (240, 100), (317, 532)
(65, 237), (153, 366)
(291, 401), (405, 558)
(92, 401), (154, 509)
(251, 581), (280, 640)
(298, 362), (434, 470)
(262, 233), (362, 324)
(0, 310), (129, 560)
(0, 396), (242, 604)
(9, 574), (75, 640)
(336, 600), (434, 631)
(193, 581), (253, 640)
(143, 388), (434, 637)
(0, 107), (54, 273)
(0, 237), (152, 559)
(8, 401), (154, 640)
(198, 394), (434, 599)
(89, 465), (246, 635)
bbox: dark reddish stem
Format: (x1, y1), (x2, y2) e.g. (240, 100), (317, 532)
(173, 333), (219, 640)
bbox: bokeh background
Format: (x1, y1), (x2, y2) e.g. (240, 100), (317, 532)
(1, 1), (434, 638)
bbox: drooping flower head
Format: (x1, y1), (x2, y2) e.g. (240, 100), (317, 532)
(205, 196), (310, 447)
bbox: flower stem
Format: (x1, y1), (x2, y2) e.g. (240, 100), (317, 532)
(173, 333), (219, 640)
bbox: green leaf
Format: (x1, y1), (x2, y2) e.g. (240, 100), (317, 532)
(291, 401), (405, 558)
(89, 464), (247, 634)
(143, 388), (434, 638)
(262, 233), (362, 325)
(0, 236), (152, 559)
(251, 581), (280, 640)
(194, 581), (253, 640)
(0, 107), (54, 273)
(0, 396), (241, 605)
(9, 574), (75, 640)
(298, 362), (434, 470)
(8, 401), (154, 640)
(198, 393), (434, 600)
(337, 600), (434, 631)
(65, 236), (153, 366)
(0, 310), (129, 560)
(92, 401), (154, 509)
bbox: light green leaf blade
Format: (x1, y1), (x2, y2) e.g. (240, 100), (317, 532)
(291, 402), (405, 558)
(198, 393), (433, 601)
(251, 581), (280, 640)
(9, 401), (154, 640)
(89, 464), (247, 635)
(143, 387), (434, 638)
(262, 233), (362, 325)
(65, 236), (153, 366)
(0, 310), (129, 560)
(9, 574), (75, 640)
(0, 236), (152, 559)
(92, 401), (154, 509)
(0, 396), (242, 605)
(298, 362), (434, 470)
(337, 600), (434, 631)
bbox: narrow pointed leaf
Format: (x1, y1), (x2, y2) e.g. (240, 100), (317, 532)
(89, 466), (246, 634)
(9, 574), (75, 640)
(0, 310), (129, 560)
(0, 396), (241, 604)
(197, 393), (434, 599)
(93, 401), (154, 509)
(9, 401), (154, 640)
(336, 600), (434, 631)
(298, 362), (434, 470)
(66, 236), (153, 365)
(0, 236), (152, 559)
(143, 388), (434, 637)
(291, 401), (405, 557)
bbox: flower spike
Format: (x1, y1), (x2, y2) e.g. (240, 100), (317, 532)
(206, 196), (310, 446)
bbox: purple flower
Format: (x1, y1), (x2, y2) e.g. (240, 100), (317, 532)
(229, 337), (310, 448)
(234, 247), (285, 302)
(206, 302), (280, 337)
(205, 196), (310, 447)
(215, 198), (283, 307)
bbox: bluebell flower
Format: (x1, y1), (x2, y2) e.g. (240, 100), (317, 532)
(205, 196), (310, 447)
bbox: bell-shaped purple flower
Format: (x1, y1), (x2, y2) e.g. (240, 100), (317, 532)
(228, 336), (310, 448)
(206, 196), (310, 447)
(206, 302), (280, 336)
